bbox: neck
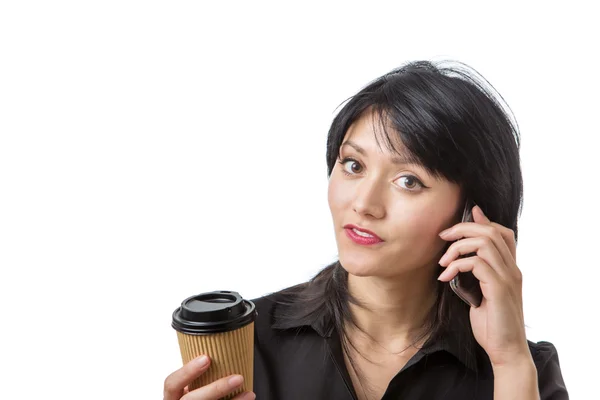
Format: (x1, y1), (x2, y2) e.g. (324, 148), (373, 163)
(345, 266), (439, 351)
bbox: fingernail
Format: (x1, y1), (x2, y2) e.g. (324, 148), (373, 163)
(196, 355), (209, 367)
(476, 205), (485, 215)
(439, 228), (452, 237)
(437, 270), (449, 281)
(439, 254), (449, 265)
(228, 375), (244, 387)
(242, 393), (256, 400)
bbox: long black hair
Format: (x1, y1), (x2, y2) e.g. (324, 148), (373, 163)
(275, 60), (523, 390)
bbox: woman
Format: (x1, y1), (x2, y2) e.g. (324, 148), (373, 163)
(163, 60), (568, 400)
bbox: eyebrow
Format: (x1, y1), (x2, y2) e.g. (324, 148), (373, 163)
(341, 140), (419, 166)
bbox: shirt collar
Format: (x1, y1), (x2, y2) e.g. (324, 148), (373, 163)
(270, 273), (481, 373)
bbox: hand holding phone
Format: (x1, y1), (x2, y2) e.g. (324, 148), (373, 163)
(448, 199), (483, 308)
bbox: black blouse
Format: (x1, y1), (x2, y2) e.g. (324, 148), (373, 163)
(250, 278), (568, 399)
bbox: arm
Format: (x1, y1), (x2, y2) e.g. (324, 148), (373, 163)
(438, 207), (568, 399)
(493, 356), (540, 400)
(492, 342), (569, 400)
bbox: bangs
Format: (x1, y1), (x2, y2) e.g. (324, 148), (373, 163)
(367, 104), (448, 182)
(330, 95), (462, 184)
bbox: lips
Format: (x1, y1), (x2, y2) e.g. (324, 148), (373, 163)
(343, 224), (383, 245)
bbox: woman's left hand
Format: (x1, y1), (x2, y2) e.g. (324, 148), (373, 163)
(437, 205), (532, 368)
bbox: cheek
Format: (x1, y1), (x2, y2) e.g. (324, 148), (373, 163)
(327, 175), (350, 217)
(391, 204), (455, 246)
(400, 215), (437, 243)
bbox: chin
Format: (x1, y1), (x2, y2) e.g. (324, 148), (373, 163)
(338, 254), (384, 277)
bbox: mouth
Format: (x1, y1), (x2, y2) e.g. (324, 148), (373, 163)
(343, 224), (384, 245)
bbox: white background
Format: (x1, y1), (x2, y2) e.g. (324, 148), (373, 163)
(1, 1), (597, 399)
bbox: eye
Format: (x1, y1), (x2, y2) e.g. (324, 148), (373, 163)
(338, 157), (363, 175)
(395, 175), (425, 191)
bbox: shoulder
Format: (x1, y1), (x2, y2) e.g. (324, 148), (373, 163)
(250, 282), (304, 309)
(528, 340), (561, 367)
(250, 282), (308, 317)
(249, 282), (310, 336)
(527, 340), (569, 399)
(249, 282), (327, 375)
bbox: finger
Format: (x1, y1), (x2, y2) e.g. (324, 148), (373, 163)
(474, 205), (517, 262)
(164, 355), (211, 400)
(439, 222), (514, 269)
(439, 237), (509, 278)
(183, 374), (245, 400)
(490, 222), (517, 260)
(232, 392), (257, 400)
(472, 205), (490, 224)
(438, 255), (501, 290)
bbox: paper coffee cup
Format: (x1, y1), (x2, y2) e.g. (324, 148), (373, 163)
(172, 291), (257, 398)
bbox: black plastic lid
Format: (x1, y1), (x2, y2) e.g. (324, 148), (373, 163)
(171, 291), (257, 335)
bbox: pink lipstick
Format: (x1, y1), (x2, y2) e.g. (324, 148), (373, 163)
(343, 224), (383, 245)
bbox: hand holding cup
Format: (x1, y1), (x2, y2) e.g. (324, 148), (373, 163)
(163, 354), (255, 400)
(169, 291), (257, 400)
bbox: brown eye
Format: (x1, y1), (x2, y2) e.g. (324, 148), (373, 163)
(395, 175), (424, 191)
(404, 176), (417, 188)
(342, 159), (362, 174)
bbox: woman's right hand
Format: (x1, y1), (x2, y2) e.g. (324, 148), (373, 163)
(163, 355), (256, 400)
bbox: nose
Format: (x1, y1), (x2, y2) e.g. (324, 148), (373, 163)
(352, 178), (386, 219)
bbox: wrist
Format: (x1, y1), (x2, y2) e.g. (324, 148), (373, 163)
(490, 343), (534, 370)
(492, 353), (536, 373)
(493, 358), (539, 400)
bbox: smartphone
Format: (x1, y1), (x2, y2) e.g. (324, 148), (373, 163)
(449, 199), (483, 308)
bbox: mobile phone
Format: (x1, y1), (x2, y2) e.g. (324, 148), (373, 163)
(449, 199), (483, 308)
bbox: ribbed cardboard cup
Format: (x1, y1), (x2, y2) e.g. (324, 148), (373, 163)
(172, 291), (257, 399)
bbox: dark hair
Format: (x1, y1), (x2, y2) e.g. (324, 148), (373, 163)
(276, 60), (523, 389)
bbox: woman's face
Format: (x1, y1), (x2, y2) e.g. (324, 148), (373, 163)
(328, 110), (463, 279)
